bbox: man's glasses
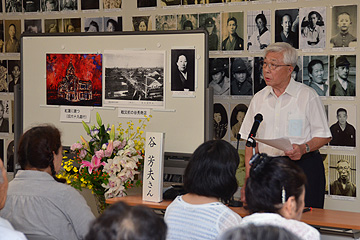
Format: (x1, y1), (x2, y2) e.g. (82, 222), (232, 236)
(261, 61), (291, 71)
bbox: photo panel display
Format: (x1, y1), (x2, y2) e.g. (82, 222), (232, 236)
(253, 56), (266, 94)
(24, 19), (42, 33)
(177, 14), (198, 30)
(247, 10), (271, 51)
(155, 14), (177, 31)
(4, 20), (21, 53)
(41, 0), (59, 12)
(330, 5), (357, 48)
(81, 0), (99, 10)
(84, 17), (103, 32)
(104, 50), (165, 108)
(45, 19), (63, 33)
(299, 7), (326, 50)
(329, 154), (356, 198)
(221, 12), (244, 51)
(209, 58), (230, 96)
(132, 16), (151, 32)
(23, 0), (41, 12)
(230, 57), (253, 96)
(63, 18), (81, 33)
(213, 102), (229, 141)
(137, 0), (156, 8)
(104, 17), (122, 32)
(303, 55), (329, 97)
(103, 0), (121, 10)
(329, 104), (356, 148)
(5, 138), (14, 172)
(60, 0), (77, 11)
(329, 55), (356, 97)
(0, 61), (8, 93)
(229, 103), (249, 142)
(199, 12), (220, 51)
(275, 9), (299, 49)
(0, 99), (10, 134)
(7, 60), (21, 93)
(6, 0), (22, 13)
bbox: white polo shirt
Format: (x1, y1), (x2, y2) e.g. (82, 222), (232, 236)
(239, 78), (331, 156)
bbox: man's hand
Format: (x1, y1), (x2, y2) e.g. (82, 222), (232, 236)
(284, 144), (305, 160)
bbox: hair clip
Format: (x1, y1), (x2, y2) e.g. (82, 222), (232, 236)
(249, 153), (261, 165)
(281, 186), (286, 204)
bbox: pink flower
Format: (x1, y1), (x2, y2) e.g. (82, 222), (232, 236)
(70, 143), (82, 151)
(80, 155), (105, 174)
(79, 150), (87, 159)
(104, 141), (113, 157)
(95, 150), (105, 159)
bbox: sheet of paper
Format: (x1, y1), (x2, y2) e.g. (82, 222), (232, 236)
(254, 137), (293, 152)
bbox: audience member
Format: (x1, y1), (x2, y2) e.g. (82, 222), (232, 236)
(85, 201), (167, 240)
(218, 224), (301, 240)
(0, 125), (95, 239)
(242, 154), (320, 240)
(165, 140), (242, 240)
(0, 159), (27, 240)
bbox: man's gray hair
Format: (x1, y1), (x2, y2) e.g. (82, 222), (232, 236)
(264, 42), (298, 67)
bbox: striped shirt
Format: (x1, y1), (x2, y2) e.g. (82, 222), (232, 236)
(164, 195), (242, 240)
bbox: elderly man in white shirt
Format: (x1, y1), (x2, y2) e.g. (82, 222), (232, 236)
(239, 42), (331, 209)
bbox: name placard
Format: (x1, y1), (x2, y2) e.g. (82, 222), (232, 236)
(143, 132), (165, 203)
(60, 106), (90, 123)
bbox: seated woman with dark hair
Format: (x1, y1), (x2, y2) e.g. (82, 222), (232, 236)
(0, 125), (95, 239)
(85, 201), (167, 240)
(164, 140), (242, 240)
(241, 154), (320, 240)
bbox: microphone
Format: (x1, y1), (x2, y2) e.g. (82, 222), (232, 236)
(246, 113), (263, 147)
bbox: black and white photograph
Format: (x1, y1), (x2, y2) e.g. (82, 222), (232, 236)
(330, 5), (357, 48)
(329, 104), (356, 148)
(63, 18), (81, 33)
(253, 57), (266, 94)
(4, 20), (21, 53)
(303, 55), (329, 97)
(171, 49), (195, 92)
(6, 139), (14, 172)
(230, 57), (253, 96)
(329, 55), (356, 97)
(41, 0), (59, 12)
(60, 0), (77, 11)
(183, 0), (204, 4)
(84, 17), (103, 32)
(81, 0), (99, 10)
(209, 58), (230, 96)
(0, 22), (4, 53)
(275, 9), (299, 49)
(137, 0), (156, 8)
(24, 19), (42, 33)
(103, 0), (121, 10)
(199, 13), (220, 51)
(299, 7), (326, 49)
(221, 12), (244, 51)
(132, 16), (151, 32)
(159, 0), (181, 7)
(0, 61), (8, 92)
(292, 56), (302, 83)
(6, 0), (22, 12)
(45, 19), (63, 33)
(0, 100), (10, 133)
(247, 10), (271, 51)
(177, 14), (198, 31)
(156, 15), (177, 31)
(230, 103), (248, 142)
(0, 139), (3, 164)
(213, 103), (228, 140)
(104, 17), (122, 32)
(329, 154), (356, 198)
(23, 0), (40, 12)
(104, 50), (165, 108)
(7, 60), (21, 93)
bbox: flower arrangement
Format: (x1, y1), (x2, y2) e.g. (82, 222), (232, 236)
(58, 113), (150, 212)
